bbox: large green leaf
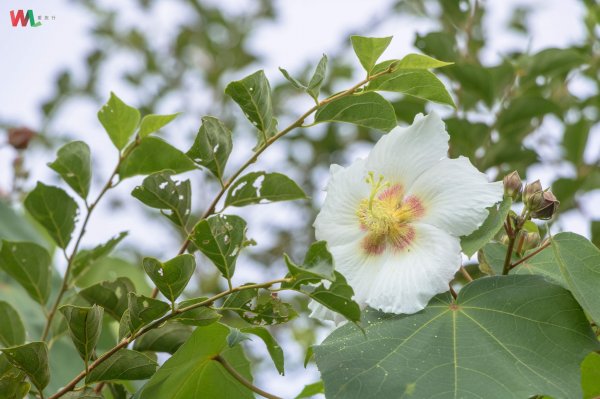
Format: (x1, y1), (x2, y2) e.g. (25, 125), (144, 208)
(135, 323), (254, 399)
(225, 70), (277, 147)
(461, 197), (511, 257)
(59, 305), (103, 366)
(85, 349), (157, 384)
(315, 275), (599, 399)
(79, 277), (136, 320)
(191, 214), (247, 282)
(118, 137), (196, 179)
(24, 182), (79, 249)
(186, 116), (232, 182)
(514, 233), (600, 324)
(133, 323), (193, 354)
(581, 352), (600, 399)
(0, 241), (51, 304)
(314, 92), (397, 132)
(138, 113), (180, 138)
(48, 141), (92, 199)
(131, 171), (191, 228)
(1, 342), (50, 392)
(142, 255), (195, 303)
(367, 63), (455, 107)
(0, 301), (26, 347)
(98, 92), (140, 150)
(225, 171), (307, 208)
(350, 35), (392, 74)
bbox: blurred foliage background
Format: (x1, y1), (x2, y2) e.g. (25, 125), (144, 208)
(1, 0), (599, 395)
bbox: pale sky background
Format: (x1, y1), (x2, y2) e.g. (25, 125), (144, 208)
(0, 0), (598, 397)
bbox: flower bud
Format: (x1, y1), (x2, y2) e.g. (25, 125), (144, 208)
(8, 127), (36, 150)
(520, 231), (541, 252)
(503, 171), (522, 200)
(523, 180), (542, 205)
(530, 191), (559, 220)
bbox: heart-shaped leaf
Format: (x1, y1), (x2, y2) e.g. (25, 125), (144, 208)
(142, 255), (195, 303)
(98, 92), (140, 150)
(186, 116), (232, 182)
(48, 141), (92, 199)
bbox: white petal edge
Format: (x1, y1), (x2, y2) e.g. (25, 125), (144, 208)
(314, 159), (369, 247)
(407, 156), (504, 237)
(365, 112), (449, 188)
(327, 223), (461, 315)
(308, 301), (348, 325)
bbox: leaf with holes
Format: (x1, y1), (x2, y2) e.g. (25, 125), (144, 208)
(0, 241), (51, 304)
(98, 92), (140, 150)
(225, 70), (277, 148)
(85, 349), (157, 384)
(48, 141), (92, 199)
(138, 113), (180, 138)
(135, 323), (254, 399)
(186, 116), (232, 182)
(315, 275), (599, 399)
(132, 171), (191, 228)
(223, 290), (296, 325)
(24, 182), (79, 249)
(225, 172), (307, 208)
(191, 214), (247, 282)
(59, 305), (103, 366)
(142, 255), (195, 303)
(1, 342), (49, 392)
(79, 277), (136, 320)
(314, 92), (397, 132)
(0, 301), (25, 347)
(119, 137), (196, 179)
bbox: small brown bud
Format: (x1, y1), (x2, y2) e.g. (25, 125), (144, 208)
(8, 127), (36, 150)
(503, 171), (522, 200)
(523, 180), (543, 205)
(530, 191), (559, 220)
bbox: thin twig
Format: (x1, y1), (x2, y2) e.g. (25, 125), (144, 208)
(459, 266), (473, 282)
(508, 241), (551, 271)
(449, 284), (458, 299)
(214, 355), (283, 399)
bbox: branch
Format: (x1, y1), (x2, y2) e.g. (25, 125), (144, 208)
(48, 278), (291, 399)
(508, 241), (551, 271)
(214, 355), (283, 399)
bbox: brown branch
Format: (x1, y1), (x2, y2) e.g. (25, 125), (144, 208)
(214, 355), (283, 399)
(459, 266), (473, 282)
(508, 241), (551, 271)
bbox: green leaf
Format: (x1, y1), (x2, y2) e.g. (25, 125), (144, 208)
(393, 53), (453, 69)
(75, 256), (152, 296)
(142, 255), (195, 303)
(191, 215), (247, 282)
(284, 241), (336, 288)
(72, 232), (128, 279)
(226, 328), (250, 347)
(315, 275), (599, 399)
(563, 119), (589, 166)
(0, 201), (48, 247)
(478, 242), (519, 276)
(240, 326), (284, 375)
(314, 92), (397, 132)
(0, 301), (26, 347)
(132, 171), (191, 228)
(496, 96), (561, 139)
(24, 182), (79, 249)
(128, 294), (170, 332)
(461, 197), (511, 257)
(581, 352), (600, 399)
(0, 354), (29, 399)
(1, 342), (50, 392)
(307, 54), (328, 101)
(225, 171), (307, 207)
(174, 297), (222, 326)
(223, 290), (296, 325)
(0, 241), (51, 304)
(526, 48), (586, 77)
(48, 141), (92, 199)
(86, 349), (157, 384)
(79, 277), (136, 320)
(350, 35), (393, 74)
(133, 323), (193, 354)
(305, 272), (361, 323)
(367, 64), (455, 107)
(136, 323), (254, 399)
(59, 305), (103, 366)
(295, 381), (324, 399)
(118, 137), (196, 179)
(225, 70), (277, 148)
(138, 113), (180, 138)
(517, 233), (600, 325)
(186, 116), (233, 182)
(98, 92), (140, 150)
(62, 387), (103, 398)
(279, 67), (306, 89)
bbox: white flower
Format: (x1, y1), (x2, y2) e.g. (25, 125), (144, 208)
(311, 113), (503, 318)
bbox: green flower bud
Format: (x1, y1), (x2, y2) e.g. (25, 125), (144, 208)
(503, 171), (522, 200)
(530, 191), (560, 220)
(523, 180), (543, 205)
(520, 231), (541, 252)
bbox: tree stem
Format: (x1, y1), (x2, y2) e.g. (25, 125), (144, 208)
(214, 355), (283, 399)
(508, 241), (551, 271)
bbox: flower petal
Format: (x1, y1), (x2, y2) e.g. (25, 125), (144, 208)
(407, 156), (503, 237)
(362, 223), (461, 314)
(365, 112), (448, 187)
(314, 160), (369, 247)
(308, 301), (347, 325)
